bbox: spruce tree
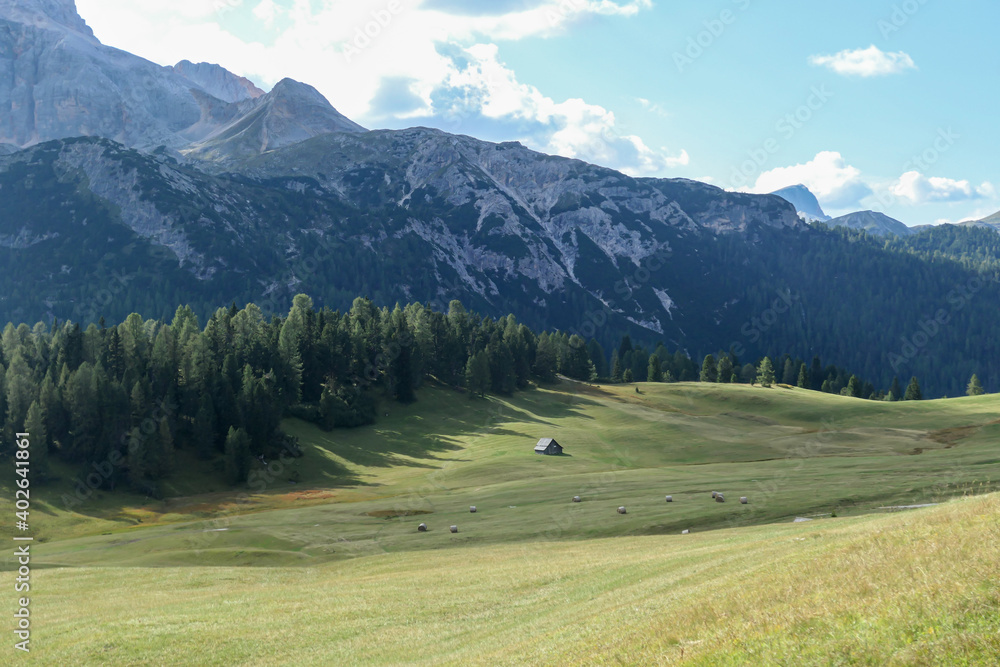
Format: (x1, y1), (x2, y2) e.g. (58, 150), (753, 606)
(224, 427), (251, 485)
(889, 376), (902, 402)
(967, 374), (985, 396)
(782, 358), (797, 385)
(533, 334), (558, 383)
(194, 392), (217, 459)
(647, 354), (663, 383)
(610, 350), (623, 383)
(465, 350), (491, 398)
(847, 375), (862, 398)
(700, 354), (718, 383)
(756, 357), (776, 388)
(24, 400), (47, 476)
(797, 363), (809, 389)
(904, 376), (923, 401)
(623, 368), (634, 383)
(717, 355), (734, 384)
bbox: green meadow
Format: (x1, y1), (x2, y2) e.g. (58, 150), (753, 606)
(3, 381), (999, 664)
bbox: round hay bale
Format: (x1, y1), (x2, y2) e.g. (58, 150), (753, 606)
(711, 491), (718, 499)
(665, 495), (673, 503)
(617, 506), (627, 514)
(740, 497), (748, 504)
(572, 496), (582, 503)
(450, 525), (458, 533)
(417, 523), (427, 532)
(470, 506), (477, 513)
(715, 494), (725, 503)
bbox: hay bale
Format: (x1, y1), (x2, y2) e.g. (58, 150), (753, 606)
(711, 491), (718, 499)
(450, 525), (458, 533)
(665, 495), (673, 503)
(470, 506), (477, 513)
(715, 494), (725, 503)
(417, 523), (427, 532)
(617, 506), (627, 514)
(572, 496), (582, 503)
(740, 497), (748, 504)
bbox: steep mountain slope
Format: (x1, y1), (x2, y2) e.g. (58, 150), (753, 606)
(771, 184), (830, 222)
(169, 60), (265, 104)
(3, 135), (1000, 397)
(184, 79), (366, 162)
(958, 210), (1000, 233)
(0, 0), (359, 154)
(826, 210), (913, 237)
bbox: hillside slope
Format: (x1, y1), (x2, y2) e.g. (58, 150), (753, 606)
(15, 492), (1000, 665)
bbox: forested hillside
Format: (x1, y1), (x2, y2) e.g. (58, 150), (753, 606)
(2, 296), (903, 496)
(2, 139), (999, 398)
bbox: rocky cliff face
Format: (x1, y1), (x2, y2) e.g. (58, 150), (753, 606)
(185, 79), (366, 162)
(170, 60), (265, 104)
(0, 0), (805, 345)
(0, 0), (359, 153)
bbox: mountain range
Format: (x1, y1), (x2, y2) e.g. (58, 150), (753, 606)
(771, 185), (1000, 238)
(770, 185), (831, 222)
(1, 0), (1000, 398)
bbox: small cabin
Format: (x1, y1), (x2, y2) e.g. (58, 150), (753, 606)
(534, 438), (563, 456)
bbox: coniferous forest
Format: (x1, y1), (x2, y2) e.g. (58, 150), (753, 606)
(1, 295), (943, 496)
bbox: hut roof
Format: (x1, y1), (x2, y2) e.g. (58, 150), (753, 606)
(535, 438), (560, 451)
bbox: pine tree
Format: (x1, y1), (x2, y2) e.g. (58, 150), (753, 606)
(224, 427), (251, 485)
(847, 375), (862, 398)
(155, 418), (174, 477)
(194, 392), (217, 459)
(533, 334), (558, 383)
(565, 334), (595, 382)
(623, 368), (634, 383)
(586, 339), (608, 379)
(967, 374), (985, 396)
(647, 354), (663, 382)
(700, 354), (718, 383)
(717, 355), (734, 384)
(610, 350), (623, 383)
(756, 357), (776, 388)
(904, 376), (923, 401)
(24, 400), (48, 476)
(889, 376), (902, 402)
(797, 363), (809, 389)
(781, 358), (797, 385)
(465, 350), (491, 398)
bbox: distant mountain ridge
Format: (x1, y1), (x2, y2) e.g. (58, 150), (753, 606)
(169, 60), (265, 104)
(770, 185), (831, 222)
(0, 0), (358, 152)
(825, 210), (913, 237)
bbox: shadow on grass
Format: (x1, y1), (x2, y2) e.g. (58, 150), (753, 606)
(292, 383), (602, 471)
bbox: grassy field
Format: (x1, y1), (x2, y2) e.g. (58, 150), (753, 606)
(8, 493), (1000, 665)
(2, 381), (999, 664)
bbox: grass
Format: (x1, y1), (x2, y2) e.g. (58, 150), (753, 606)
(9, 493), (999, 665)
(2, 380), (999, 663)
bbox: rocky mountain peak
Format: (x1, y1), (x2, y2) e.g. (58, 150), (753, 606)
(0, 0), (95, 38)
(771, 184), (830, 222)
(170, 60), (265, 104)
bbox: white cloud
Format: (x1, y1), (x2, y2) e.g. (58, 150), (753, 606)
(809, 45), (916, 77)
(751, 151), (872, 209)
(74, 0), (684, 177)
(252, 0), (278, 26)
(891, 171), (995, 203)
(431, 44), (688, 174)
(636, 97), (669, 118)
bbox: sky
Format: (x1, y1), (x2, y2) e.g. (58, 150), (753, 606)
(75, 0), (1000, 226)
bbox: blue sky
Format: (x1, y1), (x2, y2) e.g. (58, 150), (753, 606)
(76, 0), (999, 225)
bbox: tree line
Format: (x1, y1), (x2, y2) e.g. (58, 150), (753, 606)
(1, 296), (987, 498)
